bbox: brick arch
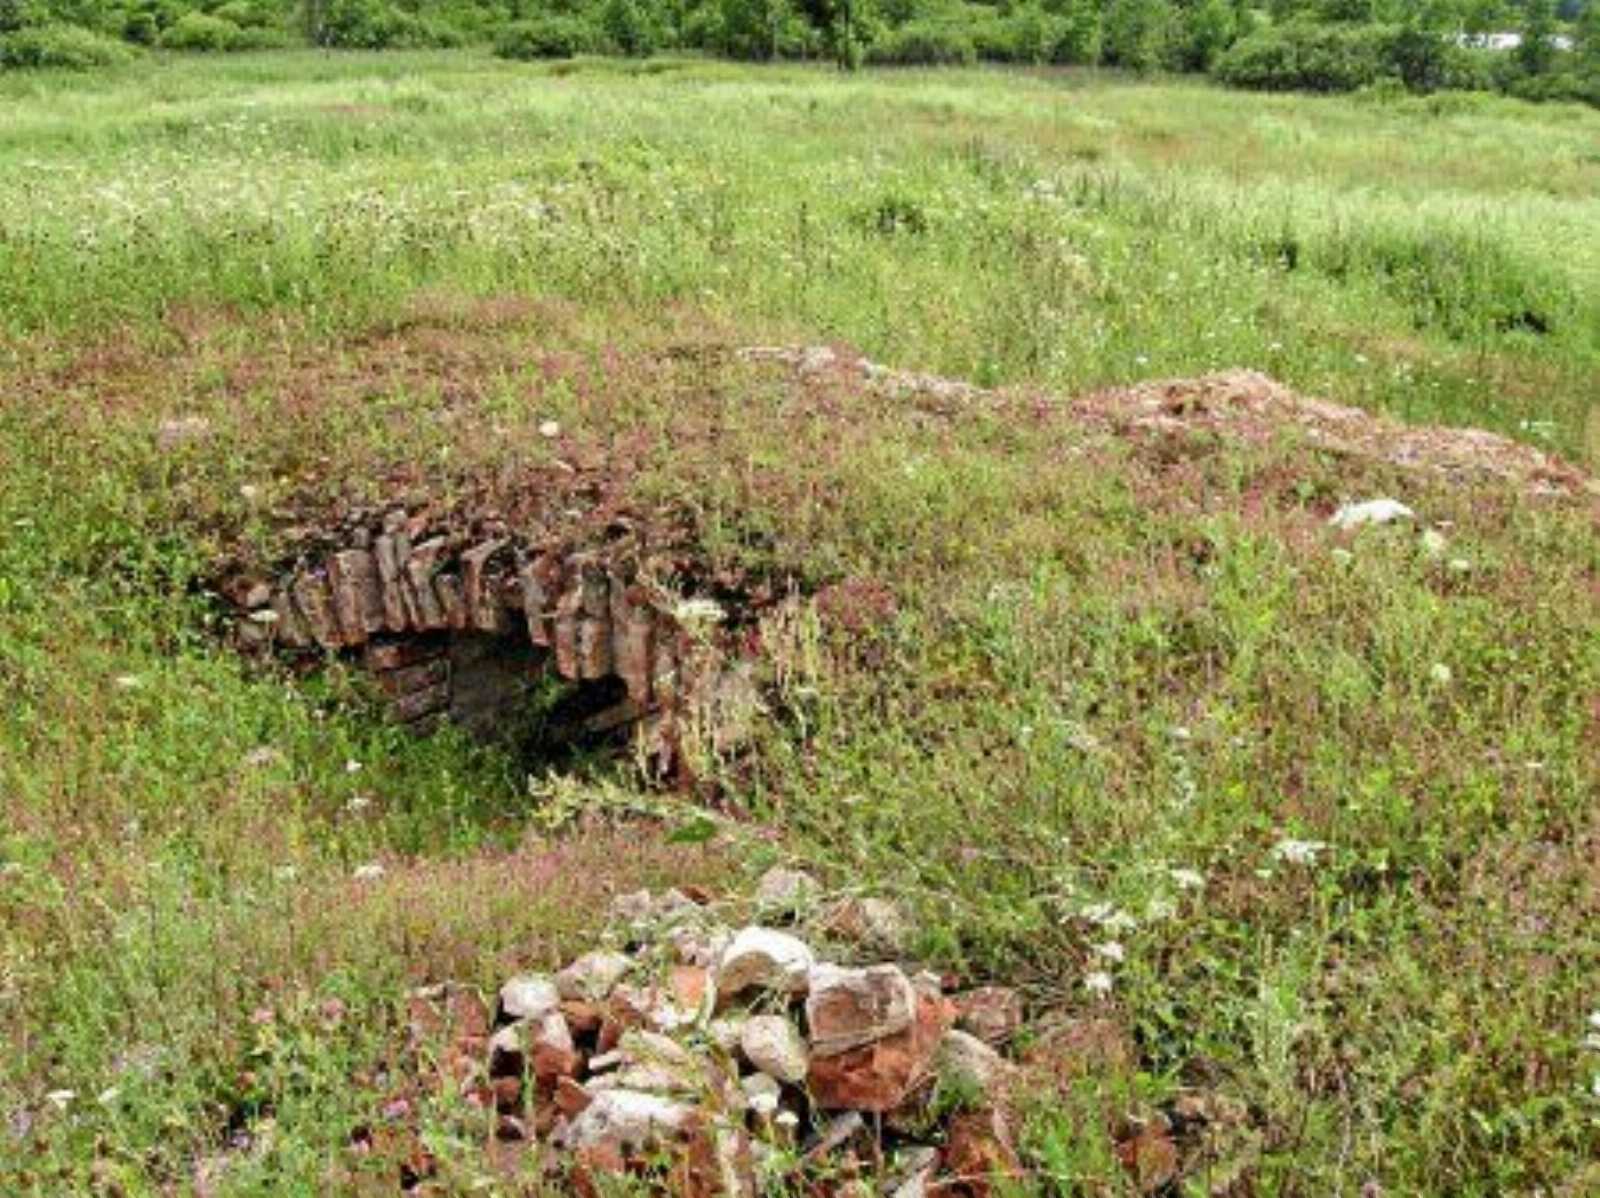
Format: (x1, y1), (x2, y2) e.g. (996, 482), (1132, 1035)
(221, 511), (728, 772)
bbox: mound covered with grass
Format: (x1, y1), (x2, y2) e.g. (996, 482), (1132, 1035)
(3, 298), (1597, 1192)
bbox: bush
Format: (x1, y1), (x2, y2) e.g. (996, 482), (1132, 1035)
(159, 11), (240, 50)
(211, 0), (275, 29)
(494, 14), (600, 58)
(0, 22), (135, 67)
(864, 20), (976, 65)
(316, 0), (461, 49)
(0, 0), (47, 34)
(600, 0), (660, 56)
(1214, 20), (1391, 92)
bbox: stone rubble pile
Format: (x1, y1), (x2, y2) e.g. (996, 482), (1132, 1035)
(475, 869), (1028, 1196)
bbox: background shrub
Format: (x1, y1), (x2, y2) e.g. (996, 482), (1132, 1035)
(494, 13), (599, 58)
(1, 21), (135, 66)
(159, 11), (241, 49)
(864, 19), (976, 65)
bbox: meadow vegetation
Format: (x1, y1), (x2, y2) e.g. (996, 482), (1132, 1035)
(1, 0), (1599, 110)
(1, 52), (1598, 1195)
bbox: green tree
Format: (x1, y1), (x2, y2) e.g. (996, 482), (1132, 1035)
(1102, 0), (1172, 68)
(1517, 0), (1557, 74)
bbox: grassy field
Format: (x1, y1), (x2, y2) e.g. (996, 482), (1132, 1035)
(2, 51), (1599, 1195)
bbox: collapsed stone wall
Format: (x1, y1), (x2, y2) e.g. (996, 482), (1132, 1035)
(219, 507), (759, 771)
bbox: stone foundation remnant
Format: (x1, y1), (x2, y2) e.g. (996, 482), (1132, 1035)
(218, 507), (763, 774)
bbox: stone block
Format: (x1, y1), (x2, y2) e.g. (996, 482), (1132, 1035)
(291, 571), (341, 650)
(328, 548), (383, 644)
(373, 535), (409, 632)
(404, 538), (449, 630)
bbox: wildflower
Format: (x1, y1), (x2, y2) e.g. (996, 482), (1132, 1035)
(1084, 971), (1114, 996)
(674, 597), (726, 625)
(345, 795), (372, 814)
(345, 759), (362, 774)
(1420, 528), (1448, 557)
(44, 1090), (76, 1110)
(113, 674), (142, 690)
(1447, 558), (1472, 573)
(1145, 896), (1177, 921)
(273, 865), (297, 882)
(538, 420), (561, 438)
(96, 1088), (120, 1106)
(239, 484), (260, 502)
(1271, 838), (1327, 866)
(1170, 867), (1205, 891)
(1094, 941), (1125, 963)
(352, 863), (385, 881)
(1429, 663), (1453, 685)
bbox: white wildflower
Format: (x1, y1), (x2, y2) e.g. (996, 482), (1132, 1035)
(1429, 663), (1452, 685)
(1271, 838), (1327, 866)
(345, 795), (372, 814)
(97, 1087), (120, 1106)
(1420, 528), (1448, 557)
(1084, 971), (1114, 996)
(45, 1090), (75, 1110)
(1094, 941), (1125, 963)
(352, 863), (385, 881)
(673, 597), (726, 625)
(538, 420), (561, 438)
(273, 865), (298, 882)
(1145, 896), (1177, 921)
(1447, 558), (1471, 573)
(1170, 868), (1205, 891)
(344, 759), (362, 774)
(113, 674), (142, 690)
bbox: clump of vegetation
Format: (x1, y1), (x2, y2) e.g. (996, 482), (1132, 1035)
(494, 12), (599, 58)
(0, 20), (133, 66)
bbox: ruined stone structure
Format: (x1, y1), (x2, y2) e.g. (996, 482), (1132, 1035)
(220, 508), (754, 772)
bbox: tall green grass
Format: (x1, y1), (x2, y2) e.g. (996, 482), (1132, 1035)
(1, 52), (1597, 455)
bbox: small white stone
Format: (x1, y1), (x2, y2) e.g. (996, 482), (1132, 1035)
(936, 1029), (1010, 1095)
(498, 974), (560, 1022)
(1329, 498), (1415, 530)
(716, 927), (814, 997)
(754, 867), (821, 915)
(552, 1089), (695, 1151)
(740, 1072), (782, 1116)
(740, 1015), (809, 1084)
(556, 951), (634, 1002)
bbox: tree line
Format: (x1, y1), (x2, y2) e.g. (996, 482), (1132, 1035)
(2, 0), (1596, 108)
